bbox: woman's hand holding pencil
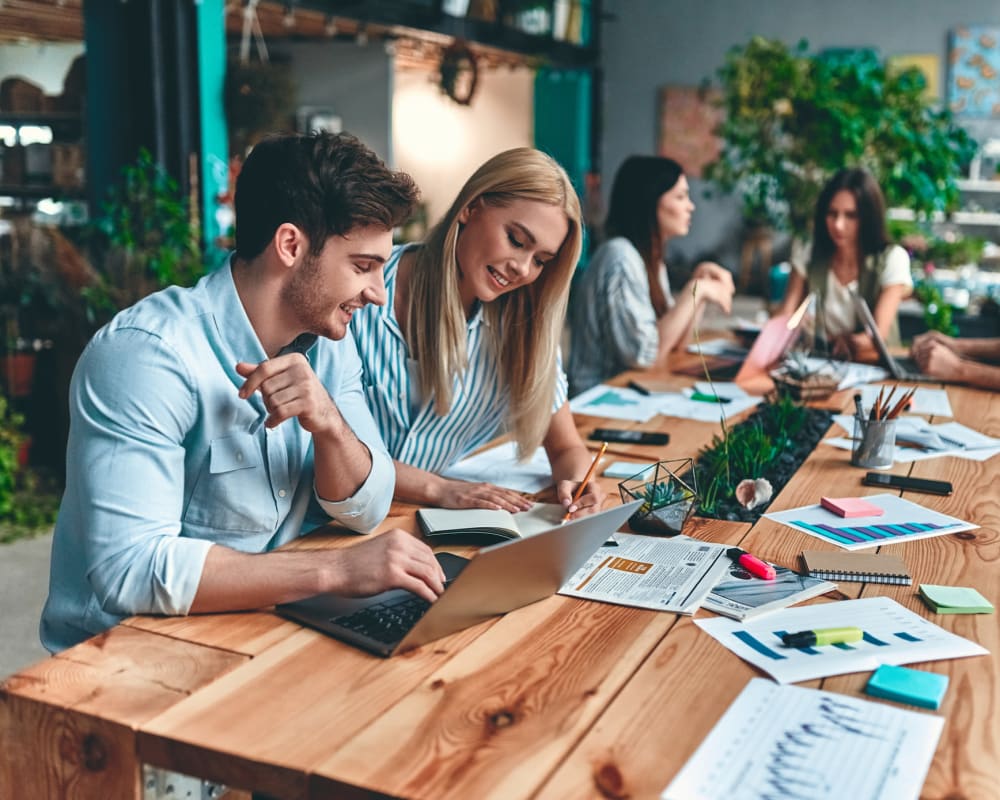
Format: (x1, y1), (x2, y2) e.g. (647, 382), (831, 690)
(560, 441), (607, 522)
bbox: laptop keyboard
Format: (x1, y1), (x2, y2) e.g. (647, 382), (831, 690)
(331, 595), (431, 644)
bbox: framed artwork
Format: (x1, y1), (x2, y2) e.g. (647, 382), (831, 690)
(947, 27), (1000, 117)
(887, 54), (941, 102)
(657, 85), (723, 178)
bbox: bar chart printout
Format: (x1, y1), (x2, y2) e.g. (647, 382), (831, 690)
(764, 493), (977, 550)
(661, 679), (943, 800)
(695, 597), (988, 684)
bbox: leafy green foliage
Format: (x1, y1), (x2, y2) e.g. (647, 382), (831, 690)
(913, 282), (959, 336)
(0, 394), (58, 543)
(694, 393), (810, 516)
(707, 37), (977, 237)
(83, 149), (203, 327)
(636, 479), (692, 513)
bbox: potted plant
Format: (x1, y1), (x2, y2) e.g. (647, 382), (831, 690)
(707, 37), (978, 238)
(618, 459), (699, 535)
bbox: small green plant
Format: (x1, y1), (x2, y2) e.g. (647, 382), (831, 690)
(0, 394), (58, 544)
(637, 479), (692, 514)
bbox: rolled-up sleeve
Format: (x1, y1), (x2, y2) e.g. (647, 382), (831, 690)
(75, 328), (212, 617)
(314, 338), (394, 532)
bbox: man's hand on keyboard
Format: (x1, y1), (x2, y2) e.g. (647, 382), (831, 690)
(329, 529), (446, 603)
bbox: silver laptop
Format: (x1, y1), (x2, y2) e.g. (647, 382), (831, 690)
(850, 290), (939, 383)
(277, 499), (643, 657)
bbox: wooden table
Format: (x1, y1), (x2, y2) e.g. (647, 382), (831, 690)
(2, 365), (998, 799)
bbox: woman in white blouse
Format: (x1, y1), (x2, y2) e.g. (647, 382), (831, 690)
(776, 168), (911, 360)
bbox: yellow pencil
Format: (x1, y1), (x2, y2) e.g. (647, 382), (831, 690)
(563, 441), (607, 522)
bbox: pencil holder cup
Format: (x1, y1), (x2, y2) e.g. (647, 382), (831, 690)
(618, 459), (698, 535)
(851, 418), (897, 469)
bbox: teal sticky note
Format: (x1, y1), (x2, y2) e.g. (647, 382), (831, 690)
(918, 584), (995, 614)
(865, 664), (949, 710)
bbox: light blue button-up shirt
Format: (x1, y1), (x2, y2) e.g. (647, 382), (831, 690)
(41, 260), (394, 653)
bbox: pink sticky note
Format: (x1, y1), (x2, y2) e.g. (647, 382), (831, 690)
(820, 496), (885, 518)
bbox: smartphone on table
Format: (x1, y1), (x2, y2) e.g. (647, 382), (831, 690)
(589, 428), (669, 446)
(862, 472), (953, 496)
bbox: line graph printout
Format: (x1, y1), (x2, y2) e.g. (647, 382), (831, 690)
(661, 679), (943, 800)
(695, 597), (988, 684)
(764, 493), (977, 550)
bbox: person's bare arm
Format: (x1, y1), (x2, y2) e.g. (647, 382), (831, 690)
(393, 459), (534, 513)
(190, 528), (447, 610)
(912, 340), (1000, 390)
(543, 403), (606, 518)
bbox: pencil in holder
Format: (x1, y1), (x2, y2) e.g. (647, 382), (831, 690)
(618, 458), (698, 535)
(851, 418), (897, 469)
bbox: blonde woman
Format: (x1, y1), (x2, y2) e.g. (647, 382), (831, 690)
(351, 148), (604, 517)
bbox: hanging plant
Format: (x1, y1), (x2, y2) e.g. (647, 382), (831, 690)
(439, 41), (479, 106)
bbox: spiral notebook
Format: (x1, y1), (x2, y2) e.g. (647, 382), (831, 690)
(801, 550), (911, 585)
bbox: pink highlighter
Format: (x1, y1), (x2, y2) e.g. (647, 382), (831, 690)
(727, 547), (777, 580)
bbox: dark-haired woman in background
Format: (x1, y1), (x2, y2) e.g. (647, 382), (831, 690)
(775, 167), (911, 360)
(568, 156), (734, 395)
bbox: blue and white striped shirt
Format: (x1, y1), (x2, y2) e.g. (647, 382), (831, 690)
(351, 245), (568, 473)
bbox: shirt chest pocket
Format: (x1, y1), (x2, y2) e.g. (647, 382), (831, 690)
(183, 433), (278, 533)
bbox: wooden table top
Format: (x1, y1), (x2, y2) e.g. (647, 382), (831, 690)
(2, 357), (998, 800)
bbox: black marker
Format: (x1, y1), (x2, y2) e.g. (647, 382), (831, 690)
(627, 380), (651, 396)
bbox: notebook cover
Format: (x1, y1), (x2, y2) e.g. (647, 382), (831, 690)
(801, 550), (910, 583)
(865, 664), (949, 709)
(820, 496), (886, 518)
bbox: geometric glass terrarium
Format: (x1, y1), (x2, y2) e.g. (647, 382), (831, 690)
(618, 458), (699, 535)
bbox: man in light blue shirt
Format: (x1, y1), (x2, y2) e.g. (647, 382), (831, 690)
(41, 133), (447, 653)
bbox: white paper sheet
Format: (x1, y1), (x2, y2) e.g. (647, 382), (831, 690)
(569, 384), (665, 421)
(694, 596), (988, 684)
(656, 392), (760, 422)
(559, 533), (731, 614)
(793, 355), (889, 389)
(825, 414), (1000, 462)
(763, 493), (977, 550)
(661, 679), (945, 800)
(442, 441), (552, 493)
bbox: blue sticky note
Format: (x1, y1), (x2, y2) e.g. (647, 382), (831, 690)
(865, 664), (949, 710)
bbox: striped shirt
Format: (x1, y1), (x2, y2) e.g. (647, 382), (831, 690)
(568, 237), (673, 395)
(350, 245), (568, 473)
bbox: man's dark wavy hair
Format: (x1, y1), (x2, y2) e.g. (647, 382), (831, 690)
(234, 132), (418, 259)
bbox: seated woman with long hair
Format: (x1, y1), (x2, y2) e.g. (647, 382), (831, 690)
(776, 167), (911, 359)
(568, 156), (734, 395)
(350, 148), (604, 517)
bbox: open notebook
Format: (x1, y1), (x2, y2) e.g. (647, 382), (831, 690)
(417, 502), (564, 545)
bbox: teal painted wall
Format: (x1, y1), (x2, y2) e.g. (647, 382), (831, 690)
(196, 0), (229, 267)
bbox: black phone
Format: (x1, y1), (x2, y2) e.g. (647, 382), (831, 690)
(589, 428), (669, 446)
(862, 472), (953, 496)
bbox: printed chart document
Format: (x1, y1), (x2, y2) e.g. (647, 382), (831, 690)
(661, 678), (944, 800)
(764, 493), (977, 550)
(442, 441), (551, 493)
(559, 533), (730, 614)
(569, 383), (666, 422)
(694, 596), (988, 684)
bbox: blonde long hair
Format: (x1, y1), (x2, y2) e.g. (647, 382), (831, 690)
(405, 148), (582, 458)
